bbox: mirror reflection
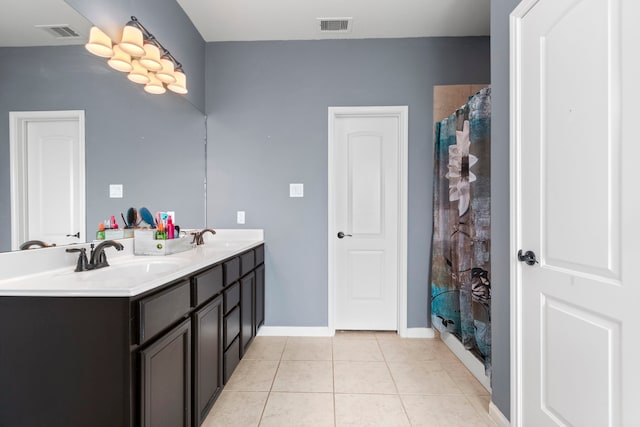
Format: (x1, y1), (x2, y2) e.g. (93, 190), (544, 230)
(0, 0), (206, 252)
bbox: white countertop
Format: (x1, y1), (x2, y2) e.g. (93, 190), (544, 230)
(0, 229), (263, 297)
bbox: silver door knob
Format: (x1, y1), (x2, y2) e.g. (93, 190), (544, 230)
(337, 232), (352, 239)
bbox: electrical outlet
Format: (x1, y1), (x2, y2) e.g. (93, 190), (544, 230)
(109, 184), (123, 198)
(289, 183), (304, 198)
(237, 211), (245, 224)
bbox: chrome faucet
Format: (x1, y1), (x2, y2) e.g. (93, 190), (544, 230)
(66, 240), (124, 272)
(191, 228), (216, 245)
(19, 240), (56, 250)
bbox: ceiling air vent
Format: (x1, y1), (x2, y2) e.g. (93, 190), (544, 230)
(36, 25), (81, 39)
(318, 18), (352, 33)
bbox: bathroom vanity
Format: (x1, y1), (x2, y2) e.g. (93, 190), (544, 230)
(0, 231), (264, 427)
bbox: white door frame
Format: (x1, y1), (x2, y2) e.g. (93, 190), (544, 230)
(510, 1), (537, 425)
(327, 106), (408, 337)
(9, 110), (86, 250)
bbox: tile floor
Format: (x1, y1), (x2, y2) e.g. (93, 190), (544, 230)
(202, 332), (496, 427)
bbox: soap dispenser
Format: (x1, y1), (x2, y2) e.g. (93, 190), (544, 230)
(96, 222), (105, 240)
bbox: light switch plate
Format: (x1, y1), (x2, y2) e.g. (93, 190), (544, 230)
(237, 211), (245, 224)
(290, 183), (304, 198)
(109, 184), (123, 198)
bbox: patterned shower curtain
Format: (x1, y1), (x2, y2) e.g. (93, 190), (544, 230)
(430, 87), (492, 375)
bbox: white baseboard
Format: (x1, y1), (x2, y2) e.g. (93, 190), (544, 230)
(258, 326), (436, 338)
(257, 326), (333, 337)
(440, 331), (491, 392)
(489, 402), (510, 426)
(401, 327), (436, 338)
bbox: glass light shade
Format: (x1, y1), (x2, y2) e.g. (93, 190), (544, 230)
(127, 60), (150, 84)
(119, 25), (145, 57)
(144, 73), (166, 94)
(85, 26), (113, 58)
(167, 71), (188, 94)
(156, 58), (177, 84)
(139, 43), (162, 71)
(107, 45), (132, 72)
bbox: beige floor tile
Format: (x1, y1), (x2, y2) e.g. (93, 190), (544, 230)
(201, 391), (268, 427)
(224, 360), (280, 392)
(334, 394), (410, 426)
(374, 331), (401, 340)
(466, 395), (498, 426)
(334, 361), (397, 394)
(401, 394), (494, 427)
(243, 336), (287, 360)
(430, 342), (457, 360)
(282, 338), (333, 361)
(259, 392), (335, 427)
(334, 330), (378, 340)
(378, 339), (437, 362)
(387, 361), (462, 395)
(272, 360), (333, 393)
(333, 339), (383, 361)
(439, 359), (472, 376)
(448, 370), (491, 396)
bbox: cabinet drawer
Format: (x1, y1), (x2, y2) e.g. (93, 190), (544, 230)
(223, 257), (240, 286)
(223, 306), (240, 349)
(138, 281), (191, 344)
(255, 245), (264, 266)
(223, 337), (240, 384)
(224, 282), (240, 315)
(240, 250), (255, 277)
(193, 265), (223, 306)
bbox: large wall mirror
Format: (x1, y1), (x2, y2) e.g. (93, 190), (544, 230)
(0, 0), (206, 252)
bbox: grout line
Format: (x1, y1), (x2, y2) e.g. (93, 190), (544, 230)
(256, 337), (287, 426)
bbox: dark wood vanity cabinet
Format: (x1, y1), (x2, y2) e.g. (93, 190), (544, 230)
(240, 272), (255, 356)
(140, 318), (191, 427)
(193, 295), (223, 426)
(0, 243), (265, 427)
(255, 263), (265, 329)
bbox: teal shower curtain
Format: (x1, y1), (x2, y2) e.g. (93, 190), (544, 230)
(430, 87), (492, 375)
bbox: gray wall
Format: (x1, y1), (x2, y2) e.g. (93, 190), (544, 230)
(0, 45), (206, 252)
(490, 0), (521, 420)
(65, 0), (205, 112)
(205, 37), (490, 328)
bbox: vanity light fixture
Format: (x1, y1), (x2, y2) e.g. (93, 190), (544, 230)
(139, 41), (162, 71)
(119, 25), (145, 57)
(128, 60), (150, 84)
(107, 45), (133, 72)
(85, 26), (113, 57)
(144, 73), (166, 95)
(85, 16), (187, 95)
(167, 70), (188, 94)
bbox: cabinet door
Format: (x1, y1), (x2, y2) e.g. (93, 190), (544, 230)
(140, 319), (191, 427)
(255, 264), (265, 330)
(193, 296), (222, 426)
(240, 272), (255, 356)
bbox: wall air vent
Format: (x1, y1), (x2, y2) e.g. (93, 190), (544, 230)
(36, 25), (80, 39)
(318, 18), (352, 33)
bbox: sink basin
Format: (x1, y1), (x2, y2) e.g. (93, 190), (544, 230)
(55, 257), (190, 281)
(95, 260), (185, 279)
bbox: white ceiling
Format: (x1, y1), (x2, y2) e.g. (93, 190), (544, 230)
(0, 0), (490, 47)
(0, 0), (91, 47)
(177, 0), (490, 42)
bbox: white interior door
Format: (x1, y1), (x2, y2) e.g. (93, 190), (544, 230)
(10, 111), (85, 249)
(329, 107), (407, 331)
(512, 0), (640, 425)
